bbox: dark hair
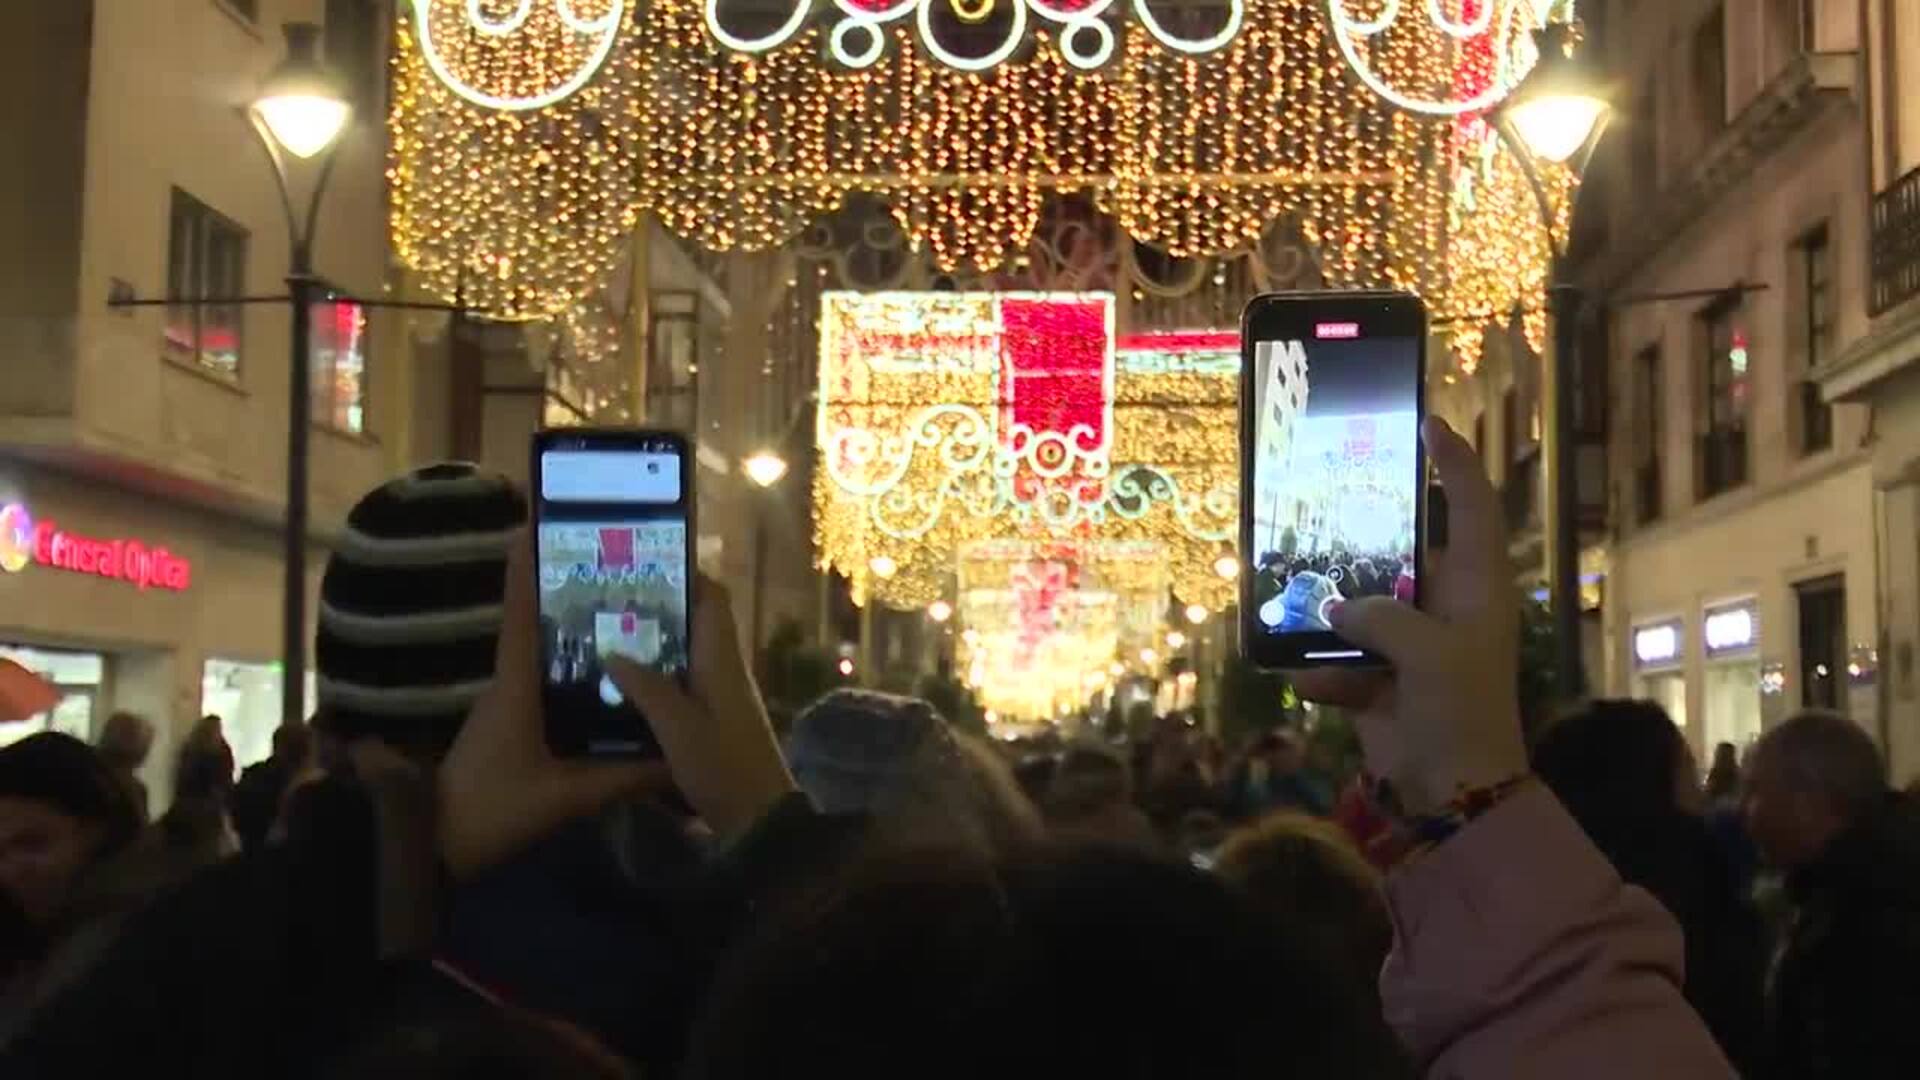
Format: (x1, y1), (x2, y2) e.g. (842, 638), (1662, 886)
(270, 721), (313, 764)
(1532, 699), (1690, 826)
(1533, 701), (1768, 1070)
(685, 844), (1409, 1079)
(1704, 741), (1741, 801)
(0, 733), (141, 858)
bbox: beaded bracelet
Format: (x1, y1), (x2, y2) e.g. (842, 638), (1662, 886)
(1403, 773), (1535, 856)
(1362, 771), (1534, 866)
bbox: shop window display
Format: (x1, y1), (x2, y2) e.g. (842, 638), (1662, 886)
(0, 645), (102, 747)
(200, 659), (315, 770)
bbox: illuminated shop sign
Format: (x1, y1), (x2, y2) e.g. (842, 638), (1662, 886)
(1703, 599), (1759, 659)
(1632, 617), (1684, 671)
(0, 503), (191, 592)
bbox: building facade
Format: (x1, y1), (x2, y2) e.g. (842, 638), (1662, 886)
(0, 0), (400, 806)
(1578, 0), (1898, 772)
(1815, 0), (1920, 783)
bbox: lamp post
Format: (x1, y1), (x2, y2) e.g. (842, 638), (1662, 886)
(248, 23), (351, 730)
(1493, 18), (1612, 703)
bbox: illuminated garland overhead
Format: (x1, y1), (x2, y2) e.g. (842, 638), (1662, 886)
(389, 0), (1571, 361)
(812, 292), (1240, 613)
(702, 0), (1246, 72)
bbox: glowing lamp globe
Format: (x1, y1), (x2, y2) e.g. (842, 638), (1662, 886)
(1165, 631), (1187, 650)
(1496, 22), (1612, 167)
(743, 451), (789, 488)
(1185, 603), (1209, 626)
(927, 599), (954, 623)
(251, 24), (351, 160)
(869, 555), (898, 579)
(1213, 555), (1240, 580)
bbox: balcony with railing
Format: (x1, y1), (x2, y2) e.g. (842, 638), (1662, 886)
(1697, 427), (1750, 500)
(1870, 163), (1920, 317)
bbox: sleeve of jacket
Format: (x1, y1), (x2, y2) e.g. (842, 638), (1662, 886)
(1380, 783), (1735, 1080)
(0, 774), (399, 1077)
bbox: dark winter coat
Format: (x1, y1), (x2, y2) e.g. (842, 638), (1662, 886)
(1766, 793), (1920, 1080)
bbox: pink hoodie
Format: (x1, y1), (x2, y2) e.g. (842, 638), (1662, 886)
(1381, 784), (1736, 1077)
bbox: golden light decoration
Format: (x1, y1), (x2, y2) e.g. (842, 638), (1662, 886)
(953, 539), (1168, 720)
(387, 0), (1571, 361)
(812, 292), (1240, 616)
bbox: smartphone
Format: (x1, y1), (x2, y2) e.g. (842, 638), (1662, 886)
(1238, 291), (1427, 669)
(531, 429), (693, 758)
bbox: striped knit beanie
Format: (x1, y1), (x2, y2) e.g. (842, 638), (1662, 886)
(315, 463), (526, 761)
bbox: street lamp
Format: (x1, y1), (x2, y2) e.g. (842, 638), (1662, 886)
(248, 22), (352, 730)
(927, 599), (954, 623)
(1185, 603), (1209, 626)
(742, 450), (790, 489)
(1165, 630), (1187, 651)
(1493, 18), (1611, 704)
(1212, 554), (1239, 580)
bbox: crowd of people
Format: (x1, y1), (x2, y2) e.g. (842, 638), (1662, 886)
(0, 423), (1916, 1076)
(1252, 549), (1416, 631)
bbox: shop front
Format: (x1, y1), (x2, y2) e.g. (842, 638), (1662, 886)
(1700, 597), (1763, 758)
(0, 466), (315, 807)
(1631, 616), (1688, 735)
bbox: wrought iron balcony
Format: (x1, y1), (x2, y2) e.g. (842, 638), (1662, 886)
(1870, 163), (1920, 316)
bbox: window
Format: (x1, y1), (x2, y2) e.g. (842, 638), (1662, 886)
(311, 296), (368, 433)
(1697, 298), (1750, 497)
(1691, 6), (1727, 141)
(1796, 574), (1847, 712)
(165, 188), (247, 379)
(647, 291), (699, 431)
(1796, 224), (1835, 454)
(1632, 345), (1663, 524)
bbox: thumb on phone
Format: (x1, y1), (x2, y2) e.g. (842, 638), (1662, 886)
(1329, 595), (1436, 666)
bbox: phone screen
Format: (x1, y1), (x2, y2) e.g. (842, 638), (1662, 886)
(1241, 293), (1425, 668)
(534, 432), (690, 756)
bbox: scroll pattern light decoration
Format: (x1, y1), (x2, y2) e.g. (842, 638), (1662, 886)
(704, 0), (1246, 72)
(812, 291), (1243, 613)
(390, 0), (1568, 362)
(413, 0), (627, 111)
(1327, 0), (1562, 116)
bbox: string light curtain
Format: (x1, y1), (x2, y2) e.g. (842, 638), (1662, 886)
(390, 0), (1571, 362)
(813, 293), (1240, 612)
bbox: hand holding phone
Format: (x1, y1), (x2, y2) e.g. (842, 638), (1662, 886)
(1287, 417), (1527, 816)
(1239, 291), (1427, 670)
(532, 429), (694, 758)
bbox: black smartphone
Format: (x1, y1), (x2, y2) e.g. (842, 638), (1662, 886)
(1238, 291), (1427, 670)
(531, 429), (693, 758)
